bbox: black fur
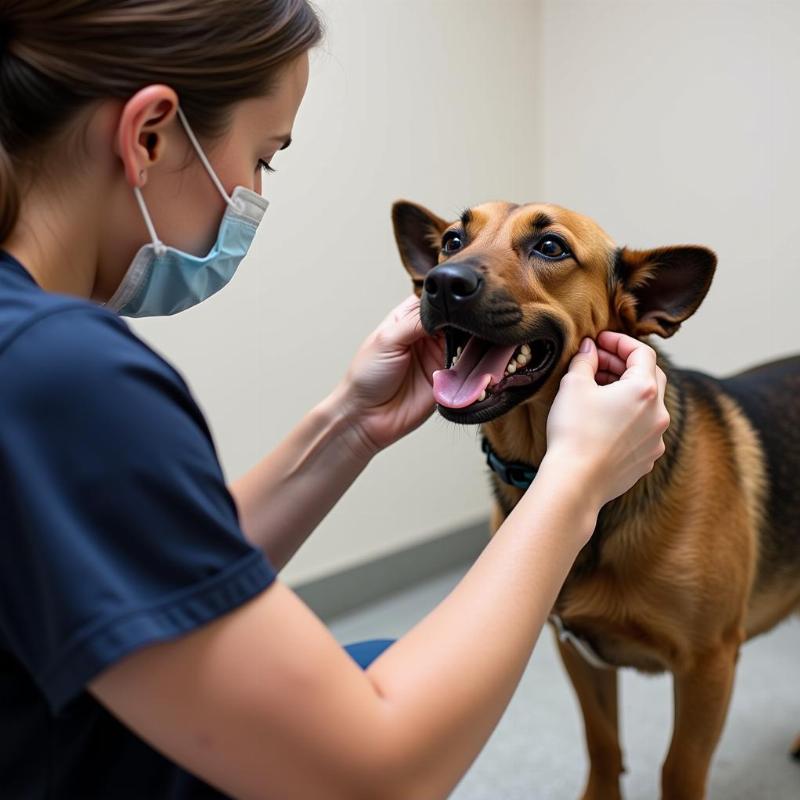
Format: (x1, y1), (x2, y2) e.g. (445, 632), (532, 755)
(721, 355), (800, 588)
(529, 212), (553, 232)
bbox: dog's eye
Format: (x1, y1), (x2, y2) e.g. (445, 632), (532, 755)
(533, 236), (570, 260)
(442, 232), (463, 254)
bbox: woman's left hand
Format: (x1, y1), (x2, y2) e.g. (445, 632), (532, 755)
(337, 294), (444, 455)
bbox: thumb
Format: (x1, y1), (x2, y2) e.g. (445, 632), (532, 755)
(566, 338), (599, 381)
(378, 295), (427, 350)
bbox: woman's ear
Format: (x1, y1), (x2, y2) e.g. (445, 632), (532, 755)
(391, 200), (450, 296)
(613, 245), (717, 338)
(115, 85), (180, 188)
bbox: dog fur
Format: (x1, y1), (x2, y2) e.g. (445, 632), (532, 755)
(392, 199), (800, 800)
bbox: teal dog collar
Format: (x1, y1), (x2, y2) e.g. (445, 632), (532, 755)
(481, 436), (539, 490)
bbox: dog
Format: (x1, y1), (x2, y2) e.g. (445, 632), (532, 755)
(391, 199), (800, 800)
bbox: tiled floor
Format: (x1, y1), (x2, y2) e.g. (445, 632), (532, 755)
(329, 565), (800, 799)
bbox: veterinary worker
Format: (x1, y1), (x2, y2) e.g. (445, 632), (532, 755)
(0, 1), (669, 798)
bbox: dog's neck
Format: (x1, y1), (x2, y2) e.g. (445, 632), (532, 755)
(480, 393), (554, 469)
(480, 345), (682, 518)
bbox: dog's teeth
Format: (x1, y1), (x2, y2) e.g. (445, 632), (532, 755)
(507, 361), (517, 373)
(521, 344), (531, 356)
(516, 353), (527, 366)
(478, 390), (486, 402)
(456, 346), (462, 356)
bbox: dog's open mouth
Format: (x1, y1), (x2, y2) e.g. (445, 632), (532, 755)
(433, 326), (560, 423)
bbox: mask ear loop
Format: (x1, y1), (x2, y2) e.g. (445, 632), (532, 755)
(131, 105), (240, 258)
(175, 106), (241, 212)
(133, 185), (168, 257)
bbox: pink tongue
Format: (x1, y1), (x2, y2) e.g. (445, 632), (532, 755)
(433, 336), (517, 408)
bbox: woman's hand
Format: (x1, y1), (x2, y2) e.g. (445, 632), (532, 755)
(336, 295), (444, 455)
(543, 332), (670, 511)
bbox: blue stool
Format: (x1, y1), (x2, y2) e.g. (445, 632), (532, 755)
(343, 638), (395, 669)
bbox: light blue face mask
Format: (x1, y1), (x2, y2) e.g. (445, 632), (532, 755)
(106, 107), (269, 317)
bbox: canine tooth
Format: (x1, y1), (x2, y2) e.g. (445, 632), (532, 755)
(521, 344), (531, 356)
(516, 354), (527, 366)
(456, 346), (462, 356)
(507, 361), (517, 373)
(478, 390), (486, 402)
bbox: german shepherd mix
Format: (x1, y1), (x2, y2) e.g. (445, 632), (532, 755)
(391, 199), (800, 800)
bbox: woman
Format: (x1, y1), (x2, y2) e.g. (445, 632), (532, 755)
(0, 1), (668, 798)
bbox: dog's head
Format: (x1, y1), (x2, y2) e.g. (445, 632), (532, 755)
(392, 200), (716, 424)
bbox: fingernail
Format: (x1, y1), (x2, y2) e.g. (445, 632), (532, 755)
(579, 338), (592, 353)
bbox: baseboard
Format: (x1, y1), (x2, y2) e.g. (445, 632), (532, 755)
(293, 517), (490, 622)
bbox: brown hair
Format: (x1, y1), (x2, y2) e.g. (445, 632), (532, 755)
(0, 0), (323, 243)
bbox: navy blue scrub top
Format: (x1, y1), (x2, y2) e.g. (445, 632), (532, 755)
(0, 250), (277, 798)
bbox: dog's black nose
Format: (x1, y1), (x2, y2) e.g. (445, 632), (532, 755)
(424, 263), (483, 309)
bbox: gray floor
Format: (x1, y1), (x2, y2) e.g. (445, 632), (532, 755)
(329, 565), (800, 799)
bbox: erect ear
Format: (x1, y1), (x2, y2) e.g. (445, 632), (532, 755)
(613, 245), (717, 338)
(391, 200), (450, 296)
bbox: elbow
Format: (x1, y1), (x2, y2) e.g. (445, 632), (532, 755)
(344, 720), (452, 800)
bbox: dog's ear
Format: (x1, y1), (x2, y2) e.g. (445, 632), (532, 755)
(614, 245), (717, 338)
(391, 200), (450, 295)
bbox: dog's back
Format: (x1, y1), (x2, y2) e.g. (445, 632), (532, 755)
(718, 355), (800, 591)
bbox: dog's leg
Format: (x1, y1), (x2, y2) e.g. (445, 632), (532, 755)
(790, 733), (800, 761)
(556, 636), (624, 800)
(661, 640), (740, 800)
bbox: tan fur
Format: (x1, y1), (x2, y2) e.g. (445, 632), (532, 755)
(395, 199), (798, 799)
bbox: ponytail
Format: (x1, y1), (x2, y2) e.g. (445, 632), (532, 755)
(1, 7), (19, 244)
(0, 141), (18, 245)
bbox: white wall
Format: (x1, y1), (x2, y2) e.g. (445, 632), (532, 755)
(132, 0), (798, 587)
(131, 0), (545, 585)
(540, 0), (800, 372)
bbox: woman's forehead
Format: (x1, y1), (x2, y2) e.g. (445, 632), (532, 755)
(229, 52), (310, 145)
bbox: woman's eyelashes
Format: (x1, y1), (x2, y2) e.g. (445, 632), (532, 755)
(257, 158), (276, 174)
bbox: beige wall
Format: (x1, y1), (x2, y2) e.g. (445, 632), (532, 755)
(132, 0), (798, 586)
(131, 0), (545, 585)
(540, 0), (800, 372)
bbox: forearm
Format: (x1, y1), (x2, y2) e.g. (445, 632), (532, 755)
(367, 457), (599, 799)
(230, 381), (374, 571)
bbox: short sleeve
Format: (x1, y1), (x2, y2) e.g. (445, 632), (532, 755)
(0, 306), (276, 712)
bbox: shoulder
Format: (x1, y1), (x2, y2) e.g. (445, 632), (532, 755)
(2, 299), (190, 405)
(0, 300), (216, 459)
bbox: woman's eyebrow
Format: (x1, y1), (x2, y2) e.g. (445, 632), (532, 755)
(263, 133), (292, 151)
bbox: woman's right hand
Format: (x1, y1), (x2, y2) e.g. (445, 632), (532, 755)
(543, 331), (670, 511)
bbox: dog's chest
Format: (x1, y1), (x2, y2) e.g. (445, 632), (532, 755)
(494, 470), (691, 672)
(553, 567), (678, 674)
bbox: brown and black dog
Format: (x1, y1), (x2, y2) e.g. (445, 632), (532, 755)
(392, 199), (800, 800)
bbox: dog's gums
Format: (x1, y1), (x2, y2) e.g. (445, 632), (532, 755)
(432, 326), (559, 423)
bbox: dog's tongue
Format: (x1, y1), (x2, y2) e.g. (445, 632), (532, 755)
(433, 336), (517, 408)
